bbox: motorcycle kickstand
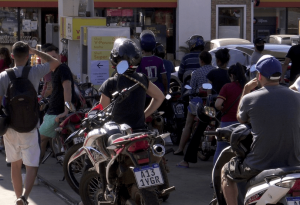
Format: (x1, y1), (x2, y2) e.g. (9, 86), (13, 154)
(41, 150), (53, 164)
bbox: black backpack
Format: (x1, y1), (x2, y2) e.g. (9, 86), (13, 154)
(5, 66), (39, 133)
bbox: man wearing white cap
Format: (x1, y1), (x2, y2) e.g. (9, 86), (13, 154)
(221, 55), (300, 205)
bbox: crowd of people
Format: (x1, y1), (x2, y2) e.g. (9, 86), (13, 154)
(1, 32), (300, 205)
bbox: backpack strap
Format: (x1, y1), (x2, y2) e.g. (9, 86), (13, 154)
(22, 66), (32, 79)
(5, 68), (17, 81)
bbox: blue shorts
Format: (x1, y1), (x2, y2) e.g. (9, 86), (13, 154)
(39, 114), (58, 138)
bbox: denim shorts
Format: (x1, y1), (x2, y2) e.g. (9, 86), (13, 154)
(39, 114), (58, 138)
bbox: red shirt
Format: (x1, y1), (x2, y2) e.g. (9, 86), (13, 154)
(217, 82), (243, 122)
(0, 59), (9, 73)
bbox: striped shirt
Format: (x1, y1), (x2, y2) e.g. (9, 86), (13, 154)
(190, 65), (216, 93)
(178, 51), (201, 82)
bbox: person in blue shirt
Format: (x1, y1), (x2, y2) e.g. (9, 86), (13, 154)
(154, 42), (175, 91)
(178, 35), (205, 82)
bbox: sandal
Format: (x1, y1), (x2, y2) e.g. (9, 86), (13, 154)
(16, 196), (29, 205)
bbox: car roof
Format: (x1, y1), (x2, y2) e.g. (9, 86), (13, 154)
(210, 38), (251, 49)
(209, 43), (290, 60)
(269, 34), (298, 38)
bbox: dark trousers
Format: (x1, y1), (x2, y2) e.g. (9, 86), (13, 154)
(184, 121), (208, 163)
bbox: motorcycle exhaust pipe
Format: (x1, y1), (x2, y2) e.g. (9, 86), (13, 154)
(152, 144), (165, 157)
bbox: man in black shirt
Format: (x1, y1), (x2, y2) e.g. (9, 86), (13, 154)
(99, 38), (164, 130)
(39, 45), (77, 161)
(281, 37), (300, 85)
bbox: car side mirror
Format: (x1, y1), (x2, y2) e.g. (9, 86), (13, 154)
(202, 83), (212, 90)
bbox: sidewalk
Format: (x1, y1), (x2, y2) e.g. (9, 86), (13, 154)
(0, 151), (68, 205)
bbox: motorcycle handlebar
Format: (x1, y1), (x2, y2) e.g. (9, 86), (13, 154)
(204, 131), (219, 136)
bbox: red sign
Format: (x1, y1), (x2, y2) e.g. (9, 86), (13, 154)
(107, 9), (122, 16)
(107, 9), (133, 17)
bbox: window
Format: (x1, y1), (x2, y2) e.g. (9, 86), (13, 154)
(217, 6), (246, 39)
(0, 7), (19, 45)
(288, 8), (300, 34)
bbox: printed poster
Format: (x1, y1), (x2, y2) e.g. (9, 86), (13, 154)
(90, 60), (109, 85)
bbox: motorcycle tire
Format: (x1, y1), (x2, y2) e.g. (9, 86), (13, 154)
(131, 184), (160, 205)
(170, 122), (184, 145)
(63, 143), (84, 194)
(157, 160), (170, 202)
(79, 168), (106, 205)
(51, 135), (65, 164)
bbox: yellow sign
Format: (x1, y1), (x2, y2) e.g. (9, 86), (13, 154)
(91, 51), (111, 61)
(91, 37), (116, 50)
(60, 17), (106, 40)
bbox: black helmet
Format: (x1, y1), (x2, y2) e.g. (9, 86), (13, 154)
(0, 113), (8, 136)
(110, 38), (142, 68)
(230, 124), (253, 159)
(154, 43), (165, 59)
(140, 30), (156, 52)
(186, 35), (205, 51)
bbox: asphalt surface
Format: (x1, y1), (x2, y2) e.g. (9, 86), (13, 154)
(0, 143), (215, 205)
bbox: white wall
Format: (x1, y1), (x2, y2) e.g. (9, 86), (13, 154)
(176, 0), (211, 60)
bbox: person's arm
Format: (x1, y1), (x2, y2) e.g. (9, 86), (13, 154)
(145, 82), (164, 118)
(55, 80), (72, 122)
(289, 76), (300, 92)
(29, 47), (60, 72)
(207, 80), (213, 95)
(281, 57), (291, 83)
(215, 98), (224, 111)
(161, 73), (168, 95)
(99, 94), (111, 109)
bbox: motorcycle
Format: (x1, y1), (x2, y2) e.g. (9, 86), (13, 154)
(65, 61), (175, 204)
(208, 124), (300, 205)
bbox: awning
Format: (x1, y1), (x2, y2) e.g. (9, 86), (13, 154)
(0, 0), (177, 8)
(259, 0), (300, 7)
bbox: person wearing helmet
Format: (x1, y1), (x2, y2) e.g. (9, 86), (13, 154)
(178, 35), (205, 82)
(99, 38), (164, 129)
(137, 30), (168, 103)
(154, 42), (175, 90)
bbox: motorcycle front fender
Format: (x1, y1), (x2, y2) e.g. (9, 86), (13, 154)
(68, 147), (86, 167)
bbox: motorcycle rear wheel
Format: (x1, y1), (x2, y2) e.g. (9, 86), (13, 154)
(79, 169), (106, 205)
(63, 143), (84, 194)
(131, 184), (160, 205)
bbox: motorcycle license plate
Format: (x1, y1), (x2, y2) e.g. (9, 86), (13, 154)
(73, 136), (84, 144)
(133, 163), (164, 189)
(286, 197), (300, 204)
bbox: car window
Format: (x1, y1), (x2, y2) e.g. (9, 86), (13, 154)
(210, 49), (250, 68)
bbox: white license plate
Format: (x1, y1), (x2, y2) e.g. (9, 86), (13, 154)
(286, 197), (300, 204)
(73, 136), (84, 144)
(133, 163), (164, 189)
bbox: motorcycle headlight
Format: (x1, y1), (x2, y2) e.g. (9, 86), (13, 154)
(204, 106), (216, 118)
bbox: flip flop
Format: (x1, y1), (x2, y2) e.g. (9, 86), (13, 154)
(176, 164), (189, 168)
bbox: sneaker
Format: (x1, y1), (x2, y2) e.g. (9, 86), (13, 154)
(16, 196), (29, 205)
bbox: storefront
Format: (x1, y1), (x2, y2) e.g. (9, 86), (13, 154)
(0, 1), (59, 50)
(254, 0), (300, 40)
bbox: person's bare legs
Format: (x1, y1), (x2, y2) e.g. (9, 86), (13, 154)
(23, 165), (38, 198)
(221, 167), (238, 205)
(174, 112), (195, 154)
(39, 135), (50, 163)
(11, 159), (23, 201)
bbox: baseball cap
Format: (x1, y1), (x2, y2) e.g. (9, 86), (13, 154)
(255, 55), (282, 80)
(254, 37), (266, 44)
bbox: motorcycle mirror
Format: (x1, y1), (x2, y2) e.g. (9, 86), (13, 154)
(65, 101), (76, 113)
(149, 77), (158, 82)
(116, 60), (129, 74)
(202, 83), (212, 90)
(204, 106), (216, 118)
(184, 85), (192, 90)
(165, 94), (171, 100)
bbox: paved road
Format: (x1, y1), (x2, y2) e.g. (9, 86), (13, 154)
(0, 144), (215, 205)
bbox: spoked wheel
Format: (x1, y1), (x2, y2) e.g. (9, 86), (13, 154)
(197, 136), (210, 161)
(79, 169), (106, 205)
(51, 135), (65, 165)
(131, 184), (160, 205)
(63, 143), (84, 194)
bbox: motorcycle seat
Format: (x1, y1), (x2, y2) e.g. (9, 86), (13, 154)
(247, 166), (300, 187)
(107, 133), (124, 147)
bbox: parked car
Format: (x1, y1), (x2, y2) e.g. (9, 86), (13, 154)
(207, 38), (251, 50)
(208, 43), (291, 81)
(267, 34), (299, 46)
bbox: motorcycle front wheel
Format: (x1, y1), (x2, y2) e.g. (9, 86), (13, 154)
(79, 169), (106, 205)
(197, 136), (211, 161)
(131, 184), (160, 205)
(63, 143), (84, 194)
